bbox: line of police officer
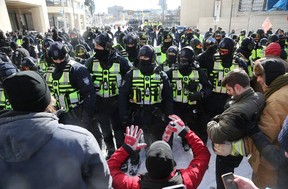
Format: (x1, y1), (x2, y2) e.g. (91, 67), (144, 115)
(0, 26), (261, 182)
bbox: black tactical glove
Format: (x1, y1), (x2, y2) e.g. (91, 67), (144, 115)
(188, 92), (202, 101)
(236, 112), (260, 137)
(187, 80), (198, 92)
(204, 44), (218, 56)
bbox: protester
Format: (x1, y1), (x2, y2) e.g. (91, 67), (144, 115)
(0, 71), (112, 189)
(108, 115), (210, 189)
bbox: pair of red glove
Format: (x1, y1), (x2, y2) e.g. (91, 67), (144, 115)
(124, 115), (186, 150)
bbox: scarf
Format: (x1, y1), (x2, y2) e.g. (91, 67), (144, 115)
(264, 73), (288, 99)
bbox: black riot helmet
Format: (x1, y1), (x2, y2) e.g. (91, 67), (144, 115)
(48, 41), (69, 61)
(268, 34), (279, 44)
(138, 45), (156, 75)
(190, 38), (202, 50)
(218, 37), (236, 63)
(75, 44), (89, 59)
(259, 38), (268, 47)
(190, 38), (203, 55)
(240, 37), (255, 53)
(94, 32), (113, 50)
(204, 37), (217, 51)
(0, 52), (18, 82)
(20, 57), (38, 71)
(42, 38), (54, 51)
(166, 45), (178, 64)
(178, 46), (196, 69)
(124, 32), (140, 48)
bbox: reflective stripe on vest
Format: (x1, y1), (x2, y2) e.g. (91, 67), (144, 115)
(38, 58), (48, 72)
(154, 46), (166, 64)
(171, 69), (202, 105)
(0, 88), (10, 109)
(210, 59), (240, 94)
(130, 69), (162, 105)
(92, 60), (121, 98)
(46, 63), (81, 111)
(251, 48), (264, 60)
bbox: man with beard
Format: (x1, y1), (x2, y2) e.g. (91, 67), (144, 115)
(123, 32), (140, 68)
(46, 41), (96, 133)
(166, 46), (212, 148)
(85, 32), (131, 160)
(119, 45), (173, 175)
(205, 37), (248, 189)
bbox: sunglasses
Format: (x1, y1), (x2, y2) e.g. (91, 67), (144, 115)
(218, 49), (229, 55)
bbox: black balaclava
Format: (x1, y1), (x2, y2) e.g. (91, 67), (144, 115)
(237, 37), (255, 59)
(94, 32), (111, 63)
(178, 46), (195, 75)
(166, 46), (178, 67)
(138, 45), (156, 75)
(22, 37), (30, 48)
(219, 37), (235, 66)
(161, 33), (173, 53)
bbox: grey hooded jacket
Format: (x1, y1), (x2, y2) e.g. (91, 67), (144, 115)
(0, 111), (112, 189)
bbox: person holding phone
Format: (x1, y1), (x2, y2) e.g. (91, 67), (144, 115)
(107, 115), (210, 189)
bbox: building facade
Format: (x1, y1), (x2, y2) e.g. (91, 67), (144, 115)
(0, 0), (86, 33)
(181, 0), (288, 34)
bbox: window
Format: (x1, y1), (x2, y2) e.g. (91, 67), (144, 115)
(238, 0), (266, 12)
(46, 0), (68, 7)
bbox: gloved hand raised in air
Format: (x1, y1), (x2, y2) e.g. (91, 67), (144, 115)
(168, 114), (187, 135)
(124, 125), (147, 151)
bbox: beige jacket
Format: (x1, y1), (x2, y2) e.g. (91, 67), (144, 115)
(244, 84), (288, 188)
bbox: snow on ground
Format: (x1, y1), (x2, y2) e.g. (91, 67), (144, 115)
(103, 132), (252, 188)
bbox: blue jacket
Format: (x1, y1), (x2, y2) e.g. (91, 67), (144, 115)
(0, 111), (112, 189)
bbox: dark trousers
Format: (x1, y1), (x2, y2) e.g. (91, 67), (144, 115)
(174, 103), (209, 144)
(95, 110), (124, 149)
(216, 155), (243, 189)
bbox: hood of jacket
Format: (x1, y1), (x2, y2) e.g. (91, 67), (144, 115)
(0, 111), (58, 162)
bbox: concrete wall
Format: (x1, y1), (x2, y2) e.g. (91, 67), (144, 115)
(181, 0), (288, 34)
(0, 0), (12, 32)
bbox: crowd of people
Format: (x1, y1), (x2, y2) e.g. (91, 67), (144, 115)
(0, 24), (287, 189)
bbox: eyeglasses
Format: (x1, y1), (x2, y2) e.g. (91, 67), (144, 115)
(218, 49), (229, 55)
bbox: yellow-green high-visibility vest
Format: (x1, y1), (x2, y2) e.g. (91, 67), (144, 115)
(92, 60), (121, 98)
(130, 69), (163, 105)
(210, 56), (240, 94)
(46, 63), (81, 111)
(171, 69), (202, 105)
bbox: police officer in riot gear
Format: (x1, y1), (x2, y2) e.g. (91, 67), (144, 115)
(46, 41), (96, 133)
(119, 45), (173, 175)
(161, 45), (178, 72)
(85, 32), (131, 160)
(20, 57), (39, 72)
(38, 38), (54, 73)
(166, 46), (212, 147)
(123, 32), (140, 68)
(190, 38), (203, 56)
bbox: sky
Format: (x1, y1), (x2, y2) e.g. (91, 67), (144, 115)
(94, 0), (181, 13)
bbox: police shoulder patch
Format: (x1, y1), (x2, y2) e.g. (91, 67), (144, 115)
(83, 77), (90, 85)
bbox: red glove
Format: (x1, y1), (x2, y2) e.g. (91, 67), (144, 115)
(124, 125), (147, 151)
(162, 122), (177, 142)
(168, 114), (186, 135)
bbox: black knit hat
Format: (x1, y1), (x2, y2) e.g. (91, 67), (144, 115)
(3, 71), (51, 112)
(261, 59), (285, 86)
(146, 141), (175, 179)
(278, 116), (288, 152)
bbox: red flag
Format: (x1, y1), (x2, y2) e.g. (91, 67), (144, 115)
(262, 17), (272, 33)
